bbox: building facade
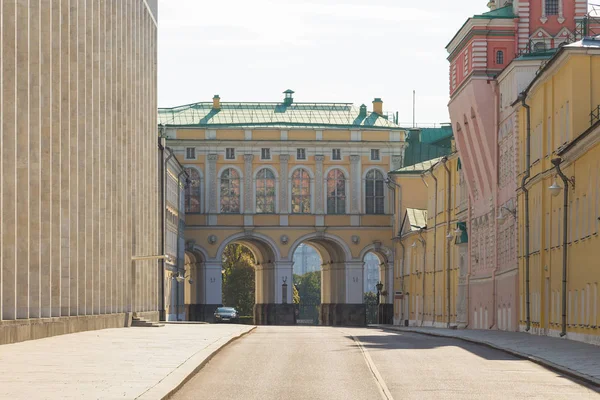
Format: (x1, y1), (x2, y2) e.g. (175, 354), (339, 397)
(446, 0), (596, 332)
(516, 37), (600, 344)
(0, 0), (160, 345)
(159, 92), (406, 325)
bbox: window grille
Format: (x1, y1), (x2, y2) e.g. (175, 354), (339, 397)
(297, 148), (306, 160)
(332, 149), (341, 160)
(496, 50), (504, 65)
(225, 148), (235, 160)
(261, 148), (271, 160)
(185, 147), (196, 159)
(370, 149), (380, 161)
(546, 0), (559, 15)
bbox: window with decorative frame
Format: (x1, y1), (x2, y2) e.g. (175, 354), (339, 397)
(225, 148), (235, 160)
(326, 169), (346, 214)
(261, 148), (271, 160)
(220, 168), (241, 213)
(365, 169), (385, 214)
(370, 149), (380, 161)
(291, 168), (311, 213)
(255, 168), (276, 213)
(184, 168), (202, 213)
(296, 148), (306, 160)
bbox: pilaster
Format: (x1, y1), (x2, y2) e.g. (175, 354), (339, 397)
(314, 155), (325, 214)
(207, 154), (218, 214)
(244, 154), (254, 214)
(279, 155), (289, 214)
(350, 155), (361, 213)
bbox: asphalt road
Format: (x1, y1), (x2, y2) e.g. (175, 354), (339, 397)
(171, 326), (599, 400)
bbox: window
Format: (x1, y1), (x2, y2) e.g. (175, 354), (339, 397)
(297, 148), (306, 160)
(184, 168), (201, 213)
(496, 50), (504, 65)
(291, 168), (311, 213)
(326, 169), (346, 214)
(256, 168), (276, 213)
(370, 149), (380, 161)
(546, 0), (559, 15)
(533, 41), (546, 52)
(365, 169), (385, 214)
(261, 148), (271, 160)
(225, 148), (235, 160)
(185, 147), (196, 160)
(220, 168), (240, 213)
(332, 149), (341, 160)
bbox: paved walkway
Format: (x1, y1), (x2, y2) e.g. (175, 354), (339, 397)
(0, 324), (255, 400)
(372, 325), (600, 388)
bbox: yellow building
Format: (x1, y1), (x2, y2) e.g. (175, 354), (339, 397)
(390, 152), (468, 327)
(516, 36), (600, 345)
(159, 91), (407, 325)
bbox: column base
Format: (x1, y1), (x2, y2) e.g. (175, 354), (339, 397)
(254, 304), (296, 325)
(185, 304), (221, 323)
(320, 304), (366, 326)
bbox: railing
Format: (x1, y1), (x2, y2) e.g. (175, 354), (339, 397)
(591, 104), (600, 127)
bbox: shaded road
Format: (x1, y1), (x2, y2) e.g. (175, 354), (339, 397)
(171, 326), (599, 400)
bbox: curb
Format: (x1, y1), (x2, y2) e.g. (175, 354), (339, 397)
(137, 326), (257, 400)
(373, 326), (600, 390)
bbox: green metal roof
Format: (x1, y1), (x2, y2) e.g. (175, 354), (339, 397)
(158, 102), (401, 130)
(417, 125), (453, 145)
(390, 156), (444, 174)
(473, 5), (515, 19)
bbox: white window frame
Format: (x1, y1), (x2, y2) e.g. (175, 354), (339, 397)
(332, 148), (341, 161)
(261, 148), (271, 160)
(370, 149), (381, 161)
(296, 148), (306, 160)
(185, 147), (196, 160)
(225, 148), (235, 160)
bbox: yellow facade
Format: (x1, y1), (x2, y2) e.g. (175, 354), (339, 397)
(391, 153), (466, 327)
(516, 42), (600, 344)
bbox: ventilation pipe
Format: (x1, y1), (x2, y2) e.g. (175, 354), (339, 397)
(212, 95), (221, 110)
(520, 94), (532, 332)
(372, 98), (383, 115)
(441, 157), (452, 327)
(429, 166), (438, 327)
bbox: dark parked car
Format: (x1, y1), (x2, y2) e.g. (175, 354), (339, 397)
(214, 307), (239, 323)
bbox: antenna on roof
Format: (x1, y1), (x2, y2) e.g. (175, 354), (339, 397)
(412, 90), (416, 128)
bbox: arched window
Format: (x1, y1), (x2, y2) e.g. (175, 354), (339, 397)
(365, 169), (385, 214)
(220, 168), (240, 213)
(256, 168), (276, 213)
(291, 168), (311, 213)
(326, 169), (346, 214)
(184, 168), (201, 213)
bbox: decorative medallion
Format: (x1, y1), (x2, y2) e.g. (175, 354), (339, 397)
(207, 235), (218, 245)
(280, 235), (289, 245)
(351, 235), (360, 245)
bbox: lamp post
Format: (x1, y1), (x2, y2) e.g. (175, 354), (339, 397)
(376, 281), (384, 305)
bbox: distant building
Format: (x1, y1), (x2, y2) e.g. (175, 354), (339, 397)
(293, 244), (322, 275)
(364, 253), (381, 294)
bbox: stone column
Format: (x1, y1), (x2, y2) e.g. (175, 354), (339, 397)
(350, 155), (361, 214)
(207, 154), (219, 214)
(314, 155), (325, 214)
(321, 263), (332, 304)
(279, 155), (289, 213)
(275, 261), (293, 304)
(244, 154), (254, 214)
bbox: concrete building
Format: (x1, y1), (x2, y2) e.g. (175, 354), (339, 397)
(292, 244), (322, 276)
(0, 0), (160, 345)
(515, 36), (600, 344)
(445, 0), (597, 332)
(159, 91), (406, 325)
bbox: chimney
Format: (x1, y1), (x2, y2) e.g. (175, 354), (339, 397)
(283, 89), (294, 106)
(372, 98), (383, 115)
(212, 95), (221, 110)
(358, 104), (367, 118)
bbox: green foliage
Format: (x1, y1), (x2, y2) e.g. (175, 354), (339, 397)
(293, 271), (321, 304)
(364, 291), (377, 305)
(222, 244), (255, 316)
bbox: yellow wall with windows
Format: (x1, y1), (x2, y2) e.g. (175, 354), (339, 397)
(517, 48), (600, 343)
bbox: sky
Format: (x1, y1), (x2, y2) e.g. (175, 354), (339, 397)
(157, 0), (487, 125)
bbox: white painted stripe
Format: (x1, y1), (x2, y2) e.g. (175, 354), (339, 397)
(142, 0), (158, 26)
(349, 334), (394, 400)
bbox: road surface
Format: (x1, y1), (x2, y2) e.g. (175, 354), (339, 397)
(171, 326), (598, 400)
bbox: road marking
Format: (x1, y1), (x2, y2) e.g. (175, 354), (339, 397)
(349, 334), (394, 400)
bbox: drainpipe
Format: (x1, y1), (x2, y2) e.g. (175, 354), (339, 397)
(175, 169), (189, 321)
(552, 158), (573, 337)
(429, 166), (438, 327)
(441, 158), (452, 328)
(520, 95), (532, 332)
(399, 241), (406, 325)
(159, 139), (174, 321)
(418, 229), (427, 326)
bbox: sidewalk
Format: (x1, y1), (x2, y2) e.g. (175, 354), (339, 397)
(0, 323), (255, 400)
(372, 325), (600, 388)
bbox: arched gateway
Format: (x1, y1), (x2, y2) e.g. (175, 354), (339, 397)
(159, 91), (407, 325)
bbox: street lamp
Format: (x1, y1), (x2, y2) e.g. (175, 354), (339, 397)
(376, 281), (384, 305)
(496, 206), (517, 225)
(548, 178), (562, 197)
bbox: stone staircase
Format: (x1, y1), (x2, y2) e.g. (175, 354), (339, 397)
(131, 316), (165, 328)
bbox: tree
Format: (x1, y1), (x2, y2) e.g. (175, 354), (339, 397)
(222, 244), (255, 316)
(364, 291), (377, 305)
(293, 271), (321, 304)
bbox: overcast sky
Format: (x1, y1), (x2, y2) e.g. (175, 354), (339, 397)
(157, 0), (487, 125)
